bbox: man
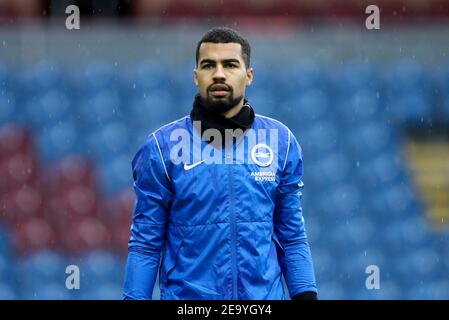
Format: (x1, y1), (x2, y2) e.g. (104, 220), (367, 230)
(123, 27), (317, 300)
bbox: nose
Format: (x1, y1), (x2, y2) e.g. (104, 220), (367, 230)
(212, 65), (226, 81)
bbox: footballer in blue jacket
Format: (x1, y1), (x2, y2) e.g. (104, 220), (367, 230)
(123, 27), (318, 300)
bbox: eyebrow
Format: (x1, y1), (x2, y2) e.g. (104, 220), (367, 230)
(199, 58), (241, 65)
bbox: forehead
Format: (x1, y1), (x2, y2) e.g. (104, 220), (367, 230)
(198, 42), (244, 63)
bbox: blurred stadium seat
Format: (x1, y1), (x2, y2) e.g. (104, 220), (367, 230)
(12, 216), (57, 254)
(434, 64), (449, 122)
(79, 250), (124, 286)
(79, 61), (118, 94)
(385, 60), (434, 127)
(0, 92), (15, 125)
(19, 61), (68, 95)
(333, 61), (381, 96)
(16, 249), (68, 299)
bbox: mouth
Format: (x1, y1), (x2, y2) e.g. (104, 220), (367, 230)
(209, 84), (230, 97)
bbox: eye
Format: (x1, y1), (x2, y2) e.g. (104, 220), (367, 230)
(202, 64), (213, 69)
(226, 64), (238, 68)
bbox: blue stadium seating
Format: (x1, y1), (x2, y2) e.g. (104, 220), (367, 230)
(350, 281), (402, 300)
(407, 280), (449, 300)
(344, 120), (397, 159)
(79, 61), (118, 95)
(16, 249), (68, 298)
(315, 281), (345, 300)
(246, 88), (278, 118)
(296, 89), (330, 120)
(99, 153), (133, 193)
(370, 183), (422, 223)
(382, 216), (436, 256)
(0, 283), (19, 299)
(81, 282), (123, 300)
(87, 122), (130, 161)
(280, 60), (330, 95)
(0, 62), (9, 87)
(308, 248), (335, 283)
(23, 90), (72, 128)
(335, 89), (383, 125)
(384, 59), (434, 127)
(0, 255), (15, 285)
(36, 122), (79, 161)
(300, 120), (339, 157)
(393, 246), (443, 289)
(127, 89), (176, 130)
(334, 61), (381, 95)
(0, 223), (13, 258)
(21, 282), (71, 300)
(278, 88), (331, 133)
(24, 60), (68, 93)
(324, 184), (362, 217)
(170, 65), (198, 105)
(320, 152), (352, 184)
(433, 64), (449, 122)
(340, 248), (387, 291)
(78, 90), (123, 128)
(0, 59), (447, 299)
(130, 60), (171, 93)
(78, 250), (124, 286)
(0, 92), (15, 125)
(355, 154), (409, 198)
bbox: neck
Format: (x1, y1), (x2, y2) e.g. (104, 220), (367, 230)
(222, 98), (244, 118)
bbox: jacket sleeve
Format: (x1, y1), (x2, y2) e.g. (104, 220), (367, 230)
(123, 133), (173, 300)
(274, 129), (317, 298)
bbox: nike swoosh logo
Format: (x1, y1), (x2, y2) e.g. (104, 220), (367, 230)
(183, 160), (205, 170)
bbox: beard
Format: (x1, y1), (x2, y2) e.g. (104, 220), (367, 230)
(200, 85), (243, 114)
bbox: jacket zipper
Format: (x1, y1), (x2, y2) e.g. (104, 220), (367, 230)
(227, 163), (238, 300)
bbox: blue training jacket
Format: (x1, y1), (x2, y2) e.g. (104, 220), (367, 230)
(123, 114), (317, 300)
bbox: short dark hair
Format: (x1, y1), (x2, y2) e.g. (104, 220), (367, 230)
(196, 27), (251, 69)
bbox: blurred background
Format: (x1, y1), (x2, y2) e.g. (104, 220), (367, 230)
(1, 0), (449, 300)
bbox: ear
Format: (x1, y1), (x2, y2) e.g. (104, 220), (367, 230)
(193, 68), (198, 86)
(246, 67), (254, 86)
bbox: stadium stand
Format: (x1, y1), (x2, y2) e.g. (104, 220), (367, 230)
(0, 57), (448, 299)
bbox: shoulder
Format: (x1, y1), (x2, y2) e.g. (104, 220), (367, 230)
(133, 115), (190, 164)
(151, 115), (191, 140)
(254, 114), (303, 165)
(254, 114), (293, 139)
(253, 114), (302, 170)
